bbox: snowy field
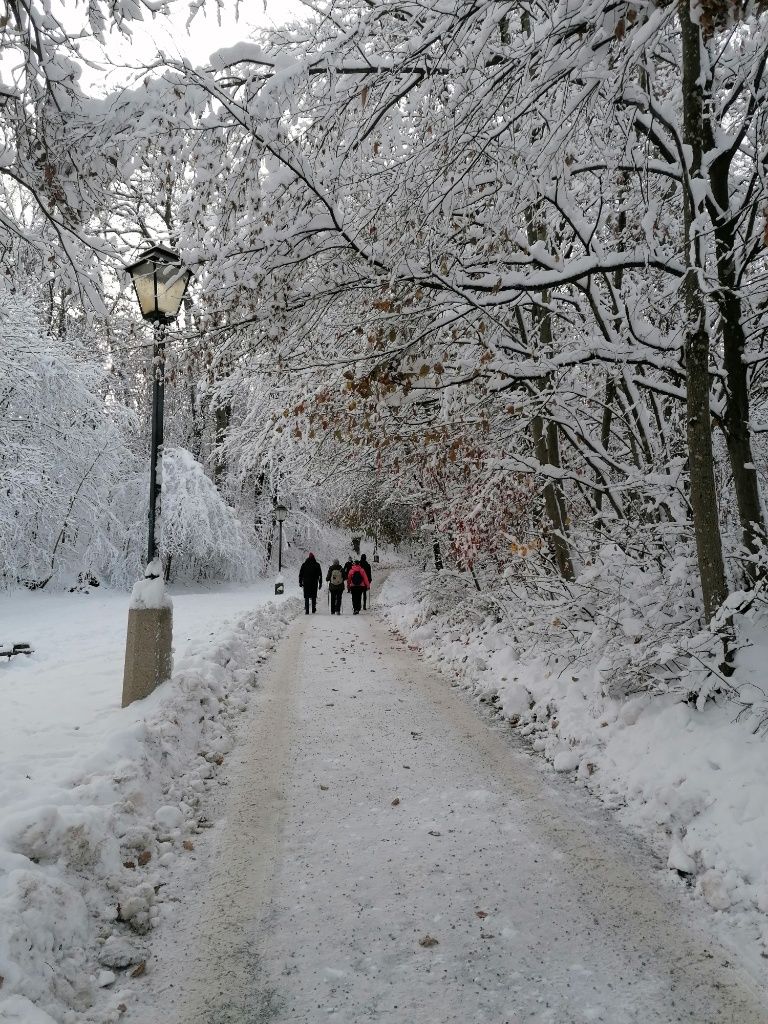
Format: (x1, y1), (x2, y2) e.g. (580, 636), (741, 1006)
(380, 570), (768, 975)
(0, 580), (302, 1024)
(0, 582), (282, 773)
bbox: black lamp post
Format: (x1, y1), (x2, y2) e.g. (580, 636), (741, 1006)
(125, 244), (192, 567)
(275, 503), (288, 573)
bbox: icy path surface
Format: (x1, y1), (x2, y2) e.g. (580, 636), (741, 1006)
(136, 609), (768, 1024)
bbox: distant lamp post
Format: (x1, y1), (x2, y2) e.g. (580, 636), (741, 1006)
(275, 503), (288, 595)
(122, 243), (192, 709)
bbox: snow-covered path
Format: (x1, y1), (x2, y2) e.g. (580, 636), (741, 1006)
(135, 607), (768, 1024)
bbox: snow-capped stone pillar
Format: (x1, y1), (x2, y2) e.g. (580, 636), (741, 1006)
(122, 559), (173, 708)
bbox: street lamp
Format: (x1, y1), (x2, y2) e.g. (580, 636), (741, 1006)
(121, 243), (191, 709)
(274, 503), (288, 594)
(125, 244), (192, 565)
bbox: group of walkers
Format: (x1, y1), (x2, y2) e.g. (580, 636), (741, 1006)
(298, 552), (373, 616)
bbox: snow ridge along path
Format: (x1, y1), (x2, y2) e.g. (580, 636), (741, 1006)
(0, 593), (302, 1024)
(136, 607), (768, 1024)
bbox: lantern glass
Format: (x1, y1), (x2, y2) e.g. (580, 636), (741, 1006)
(275, 504), (288, 523)
(126, 245), (191, 323)
(155, 260), (191, 318)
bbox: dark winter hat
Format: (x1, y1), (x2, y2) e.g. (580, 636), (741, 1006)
(309, 552), (315, 558)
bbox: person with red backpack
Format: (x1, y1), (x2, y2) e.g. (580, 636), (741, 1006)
(346, 559), (370, 615)
(326, 559), (345, 614)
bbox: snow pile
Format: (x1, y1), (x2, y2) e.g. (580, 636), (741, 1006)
(380, 568), (768, 951)
(0, 596), (301, 1024)
(129, 560), (172, 610)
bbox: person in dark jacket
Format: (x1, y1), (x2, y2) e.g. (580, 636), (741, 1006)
(359, 554), (373, 610)
(299, 553), (323, 614)
(343, 556), (354, 581)
(346, 559), (370, 615)
(326, 559), (345, 615)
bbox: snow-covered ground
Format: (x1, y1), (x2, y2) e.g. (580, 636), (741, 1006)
(127, 604), (766, 1023)
(7, 562), (768, 1022)
(0, 580), (302, 1024)
(1, 582), (279, 769)
(379, 569), (768, 970)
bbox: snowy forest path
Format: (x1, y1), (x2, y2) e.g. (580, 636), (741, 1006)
(138, 606), (768, 1024)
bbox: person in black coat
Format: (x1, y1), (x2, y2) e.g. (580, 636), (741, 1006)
(299, 553), (323, 614)
(359, 554), (373, 610)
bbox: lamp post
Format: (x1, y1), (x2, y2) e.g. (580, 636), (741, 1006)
(125, 244), (192, 565)
(121, 244), (192, 708)
(274, 503), (288, 595)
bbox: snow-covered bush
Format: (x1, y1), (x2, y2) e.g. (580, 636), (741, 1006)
(0, 290), (140, 589)
(160, 447), (261, 583)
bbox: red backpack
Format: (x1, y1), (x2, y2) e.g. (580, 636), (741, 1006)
(349, 567), (364, 587)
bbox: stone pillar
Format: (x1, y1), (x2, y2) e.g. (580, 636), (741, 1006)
(122, 606), (173, 707)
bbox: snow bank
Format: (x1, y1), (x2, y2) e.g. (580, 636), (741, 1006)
(0, 596), (301, 1023)
(380, 569), (768, 954)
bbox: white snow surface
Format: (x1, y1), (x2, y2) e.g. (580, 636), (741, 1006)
(379, 570), (768, 963)
(129, 562), (172, 610)
(127, 599), (767, 1023)
(0, 582), (301, 1023)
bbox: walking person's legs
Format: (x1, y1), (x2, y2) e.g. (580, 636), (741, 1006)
(304, 592), (310, 614)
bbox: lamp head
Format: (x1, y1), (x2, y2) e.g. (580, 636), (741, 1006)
(126, 244), (192, 324)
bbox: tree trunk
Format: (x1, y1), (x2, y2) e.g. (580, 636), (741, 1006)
(433, 534), (443, 570)
(594, 374), (617, 536)
(532, 412), (575, 580)
(213, 401), (231, 486)
(679, 0), (728, 620)
(523, 263), (575, 578)
(709, 156), (766, 581)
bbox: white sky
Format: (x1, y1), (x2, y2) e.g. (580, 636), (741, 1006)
(79, 0), (308, 93)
